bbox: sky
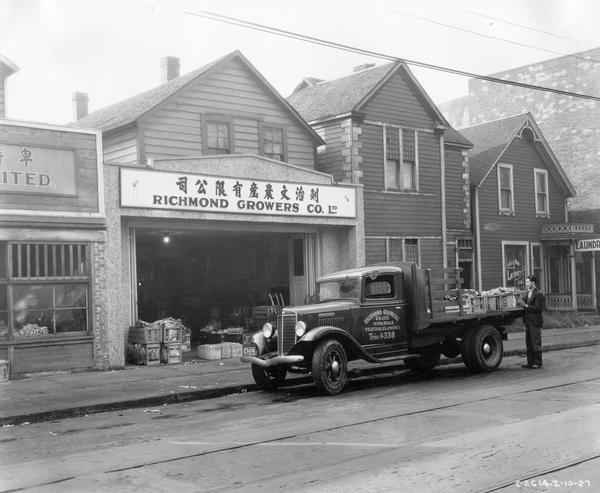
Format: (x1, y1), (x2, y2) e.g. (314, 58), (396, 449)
(1, 0), (599, 125)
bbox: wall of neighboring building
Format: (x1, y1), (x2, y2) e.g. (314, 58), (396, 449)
(440, 48), (600, 213)
(477, 135), (568, 288)
(103, 126), (139, 164)
(313, 120), (350, 182)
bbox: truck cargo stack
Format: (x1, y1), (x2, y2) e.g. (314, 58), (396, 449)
(241, 262), (524, 395)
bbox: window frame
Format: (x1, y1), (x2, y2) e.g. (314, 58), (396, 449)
(383, 126), (419, 192)
(501, 241), (529, 290)
(202, 116), (234, 155)
(0, 242), (91, 341)
(497, 163), (515, 215)
(259, 124), (287, 162)
(534, 168), (550, 217)
(385, 237), (421, 266)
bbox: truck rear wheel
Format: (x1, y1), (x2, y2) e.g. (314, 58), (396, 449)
(461, 325), (503, 373)
(251, 365), (287, 390)
(404, 351), (441, 372)
(312, 339), (347, 395)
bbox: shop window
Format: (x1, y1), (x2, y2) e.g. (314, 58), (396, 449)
(384, 127), (418, 192)
(204, 119), (232, 154)
(534, 169), (549, 217)
(497, 164), (514, 214)
(261, 126), (285, 161)
(1, 242), (90, 339)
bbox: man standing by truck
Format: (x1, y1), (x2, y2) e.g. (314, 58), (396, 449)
(521, 275), (544, 369)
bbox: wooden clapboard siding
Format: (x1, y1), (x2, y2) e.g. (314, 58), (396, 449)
(420, 238), (443, 267)
(417, 131), (441, 195)
(11, 338), (94, 374)
(103, 126), (138, 164)
(365, 237), (387, 264)
(0, 124), (100, 214)
(478, 136), (568, 288)
(360, 123), (385, 189)
(361, 71), (436, 129)
(314, 121), (348, 180)
(142, 57), (315, 168)
(445, 147), (467, 230)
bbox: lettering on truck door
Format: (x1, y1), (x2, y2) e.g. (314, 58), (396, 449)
(357, 273), (407, 349)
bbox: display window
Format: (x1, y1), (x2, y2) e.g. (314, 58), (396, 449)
(0, 242), (90, 340)
(502, 242), (528, 290)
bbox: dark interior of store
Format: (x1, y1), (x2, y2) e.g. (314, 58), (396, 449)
(135, 230), (291, 343)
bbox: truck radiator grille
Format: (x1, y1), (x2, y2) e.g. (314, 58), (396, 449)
(318, 316), (345, 329)
(278, 313), (297, 355)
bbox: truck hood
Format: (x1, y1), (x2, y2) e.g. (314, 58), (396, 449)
(283, 300), (357, 317)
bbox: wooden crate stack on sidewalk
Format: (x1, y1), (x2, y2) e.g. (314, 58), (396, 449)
(127, 318), (188, 365)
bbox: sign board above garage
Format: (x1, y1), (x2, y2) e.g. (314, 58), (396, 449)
(120, 168), (357, 218)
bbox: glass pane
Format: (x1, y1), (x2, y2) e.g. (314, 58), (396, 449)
(504, 245), (527, 290)
(405, 239), (419, 263)
(0, 285), (6, 311)
(402, 129), (415, 162)
(388, 239), (402, 261)
(386, 128), (399, 159)
(501, 189), (512, 209)
(13, 285), (53, 310)
(55, 309), (87, 333)
(537, 194), (547, 212)
(499, 167), (510, 187)
(536, 173), (546, 192)
(0, 311), (7, 339)
(14, 310), (53, 336)
(55, 284), (87, 308)
(385, 160), (399, 188)
(402, 162), (415, 190)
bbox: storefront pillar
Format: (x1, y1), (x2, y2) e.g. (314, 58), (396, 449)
(570, 241), (578, 310)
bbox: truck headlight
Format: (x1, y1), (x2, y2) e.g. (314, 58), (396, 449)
(262, 322), (274, 339)
(295, 321), (307, 337)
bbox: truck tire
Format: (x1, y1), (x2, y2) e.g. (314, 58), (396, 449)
(251, 364), (287, 390)
(312, 339), (348, 395)
(404, 351), (441, 372)
(461, 325), (503, 373)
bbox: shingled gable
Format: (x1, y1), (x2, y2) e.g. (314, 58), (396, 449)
(287, 61), (471, 147)
(70, 50), (324, 145)
(460, 113), (575, 196)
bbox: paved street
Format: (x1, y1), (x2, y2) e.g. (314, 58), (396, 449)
(2, 346), (600, 492)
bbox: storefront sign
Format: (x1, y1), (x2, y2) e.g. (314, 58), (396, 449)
(0, 144), (76, 196)
(120, 169), (357, 218)
(575, 238), (600, 252)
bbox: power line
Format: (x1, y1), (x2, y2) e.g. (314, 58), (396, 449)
(183, 11), (600, 103)
(463, 9), (596, 47)
(394, 11), (600, 64)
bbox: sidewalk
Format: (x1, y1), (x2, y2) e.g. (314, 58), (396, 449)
(1, 326), (599, 426)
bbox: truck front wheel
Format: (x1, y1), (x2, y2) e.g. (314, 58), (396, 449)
(461, 325), (503, 373)
(251, 365), (287, 390)
(312, 339), (348, 395)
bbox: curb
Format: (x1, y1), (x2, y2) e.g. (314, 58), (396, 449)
(2, 339), (599, 426)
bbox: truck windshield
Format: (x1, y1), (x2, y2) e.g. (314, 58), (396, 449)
(317, 278), (361, 302)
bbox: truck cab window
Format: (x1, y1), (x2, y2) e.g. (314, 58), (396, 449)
(365, 275), (395, 299)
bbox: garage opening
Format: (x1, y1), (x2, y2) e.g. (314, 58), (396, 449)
(134, 229), (312, 348)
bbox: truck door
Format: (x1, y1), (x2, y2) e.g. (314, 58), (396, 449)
(356, 272), (407, 351)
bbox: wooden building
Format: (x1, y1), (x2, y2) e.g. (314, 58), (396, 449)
(287, 62), (474, 282)
(460, 114), (597, 310)
(71, 51), (363, 369)
(0, 53), (18, 118)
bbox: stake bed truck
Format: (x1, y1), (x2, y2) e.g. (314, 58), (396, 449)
(241, 262), (523, 395)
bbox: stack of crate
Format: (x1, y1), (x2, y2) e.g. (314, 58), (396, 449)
(127, 323), (162, 366)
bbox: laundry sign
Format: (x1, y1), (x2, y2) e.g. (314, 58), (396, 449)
(120, 168), (357, 218)
(574, 238), (600, 252)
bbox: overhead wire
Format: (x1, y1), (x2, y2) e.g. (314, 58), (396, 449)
(183, 11), (600, 103)
(393, 10), (600, 64)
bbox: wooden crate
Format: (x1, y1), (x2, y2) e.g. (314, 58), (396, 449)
(163, 324), (182, 343)
(161, 343), (182, 364)
(485, 295), (500, 311)
(128, 325), (161, 344)
(127, 343), (161, 366)
(470, 296), (485, 313)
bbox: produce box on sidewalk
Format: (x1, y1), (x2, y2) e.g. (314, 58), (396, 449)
(161, 343), (182, 364)
(197, 343), (223, 360)
(128, 323), (161, 344)
(127, 342), (161, 366)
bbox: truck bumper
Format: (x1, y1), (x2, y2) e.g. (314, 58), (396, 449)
(241, 354), (305, 367)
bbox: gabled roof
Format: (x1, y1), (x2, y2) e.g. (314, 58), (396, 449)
(460, 113), (576, 196)
(0, 53), (19, 75)
(70, 51), (324, 145)
(286, 61), (472, 147)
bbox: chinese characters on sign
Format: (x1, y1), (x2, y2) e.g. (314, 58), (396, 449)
(0, 143), (76, 195)
(120, 169), (356, 218)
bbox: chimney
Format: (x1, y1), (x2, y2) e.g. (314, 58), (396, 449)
(160, 56), (180, 83)
(72, 92), (89, 120)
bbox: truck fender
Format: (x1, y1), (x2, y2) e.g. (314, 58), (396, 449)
(301, 326), (380, 363)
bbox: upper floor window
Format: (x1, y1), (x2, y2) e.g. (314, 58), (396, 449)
(261, 126), (285, 161)
(497, 163), (514, 214)
(385, 127), (418, 191)
(204, 119), (232, 154)
(386, 237), (420, 265)
(534, 168), (549, 217)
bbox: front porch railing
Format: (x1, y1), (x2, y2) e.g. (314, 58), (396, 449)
(545, 294), (595, 311)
